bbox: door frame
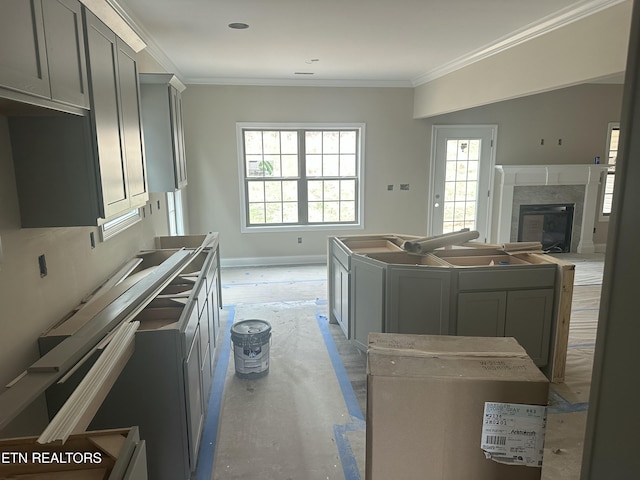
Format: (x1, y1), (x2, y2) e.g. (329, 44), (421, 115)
(428, 124), (498, 242)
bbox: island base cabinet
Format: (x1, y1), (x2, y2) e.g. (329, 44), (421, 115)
(331, 254), (350, 338)
(386, 266), (451, 336)
(351, 255), (385, 351)
(457, 289), (554, 366)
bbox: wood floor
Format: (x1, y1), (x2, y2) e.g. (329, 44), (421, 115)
(194, 254), (603, 479)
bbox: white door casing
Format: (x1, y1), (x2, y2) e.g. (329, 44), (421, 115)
(429, 125), (497, 242)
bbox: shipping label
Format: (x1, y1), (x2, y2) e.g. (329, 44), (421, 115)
(481, 402), (547, 467)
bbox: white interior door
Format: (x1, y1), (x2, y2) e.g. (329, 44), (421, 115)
(429, 125), (497, 242)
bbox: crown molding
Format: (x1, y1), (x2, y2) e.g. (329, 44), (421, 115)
(412, 0), (629, 87)
(105, 0), (183, 77)
(184, 77), (413, 88)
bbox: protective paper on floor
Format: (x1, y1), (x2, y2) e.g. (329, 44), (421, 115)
(213, 301), (364, 480)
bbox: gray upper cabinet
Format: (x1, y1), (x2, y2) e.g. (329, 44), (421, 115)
(42, 0), (90, 108)
(84, 9), (148, 218)
(0, 0), (89, 109)
(139, 74), (188, 191)
(7, 6), (148, 227)
(0, 0), (50, 99)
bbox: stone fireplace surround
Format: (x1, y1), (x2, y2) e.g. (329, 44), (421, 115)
(494, 164), (608, 253)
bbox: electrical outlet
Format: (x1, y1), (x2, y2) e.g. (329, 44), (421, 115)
(400, 184), (410, 191)
(387, 184), (394, 191)
(38, 254), (47, 277)
(297, 237), (303, 244)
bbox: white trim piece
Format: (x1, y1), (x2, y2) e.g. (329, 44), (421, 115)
(37, 321), (139, 444)
(412, 0), (628, 86)
(494, 164), (609, 253)
(220, 255), (327, 268)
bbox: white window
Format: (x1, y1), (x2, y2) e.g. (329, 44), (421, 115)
(237, 123), (364, 232)
(601, 122), (620, 218)
(99, 208), (142, 241)
(167, 190), (185, 236)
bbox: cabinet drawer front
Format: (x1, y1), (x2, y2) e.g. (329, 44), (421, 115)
(458, 266), (555, 291)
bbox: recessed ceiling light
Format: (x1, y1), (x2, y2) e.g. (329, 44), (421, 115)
(228, 22), (249, 29)
(294, 72), (314, 75)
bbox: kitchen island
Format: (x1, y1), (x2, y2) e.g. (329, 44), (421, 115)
(328, 234), (574, 382)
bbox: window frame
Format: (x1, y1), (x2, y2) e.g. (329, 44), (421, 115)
(599, 122), (620, 221)
(167, 189), (185, 236)
(236, 122), (365, 233)
(99, 208), (142, 241)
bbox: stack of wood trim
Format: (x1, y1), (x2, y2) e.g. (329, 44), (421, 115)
(37, 321), (140, 444)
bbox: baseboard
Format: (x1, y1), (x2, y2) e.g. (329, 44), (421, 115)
(593, 243), (607, 253)
(220, 254), (327, 268)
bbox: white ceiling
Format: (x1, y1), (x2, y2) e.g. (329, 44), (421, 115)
(113, 0), (625, 86)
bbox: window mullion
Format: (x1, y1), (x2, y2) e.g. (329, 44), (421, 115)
(298, 129), (308, 224)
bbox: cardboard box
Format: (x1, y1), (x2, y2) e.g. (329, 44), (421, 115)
(366, 334), (549, 480)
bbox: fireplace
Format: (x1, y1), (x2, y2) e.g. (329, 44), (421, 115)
(518, 203), (575, 253)
(493, 164), (608, 253)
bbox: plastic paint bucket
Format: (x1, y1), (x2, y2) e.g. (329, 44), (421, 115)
(230, 319), (272, 378)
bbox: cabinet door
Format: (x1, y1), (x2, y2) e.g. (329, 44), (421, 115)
(84, 11), (128, 218)
(505, 289), (554, 366)
(209, 267), (220, 349)
(171, 87), (188, 188)
(386, 266), (451, 335)
(116, 38), (148, 208)
(331, 255), (350, 338)
(42, 0), (89, 108)
(351, 255), (385, 351)
(184, 324), (204, 472)
(0, 0), (50, 98)
(457, 291), (507, 337)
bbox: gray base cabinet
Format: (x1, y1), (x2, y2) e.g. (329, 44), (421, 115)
(386, 265), (451, 335)
(351, 255), (385, 351)
(329, 238), (351, 338)
(329, 236), (560, 369)
(39, 235), (221, 480)
(458, 289), (554, 366)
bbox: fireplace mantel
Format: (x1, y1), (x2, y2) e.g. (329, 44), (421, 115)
(494, 164), (608, 253)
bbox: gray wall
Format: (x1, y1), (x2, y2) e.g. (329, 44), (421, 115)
(423, 83), (623, 247)
(182, 82), (623, 262)
(182, 85), (429, 263)
(0, 115), (168, 436)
